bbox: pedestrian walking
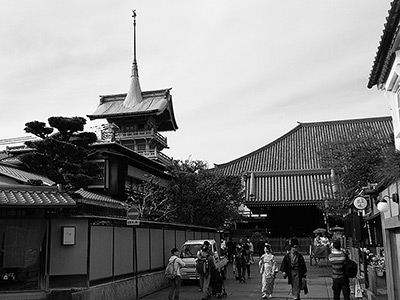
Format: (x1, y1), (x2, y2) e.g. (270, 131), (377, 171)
(259, 243), (278, 299)
(280, 238), (307, 300)
(233, 239), (247, 283)
(196, 243), (216, 300)
(196, 241), (214, 294)
(167, 247), (186, 300)
(328, 239), (350, 300)
(220, 238), (227, 257)
(226, 237), (236, 263)
(256, 236), (265, 257)
(245, 237), (253, 278)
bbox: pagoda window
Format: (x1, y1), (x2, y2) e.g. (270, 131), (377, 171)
(136, 141), (146, 151)
(125, 124), (134, 132)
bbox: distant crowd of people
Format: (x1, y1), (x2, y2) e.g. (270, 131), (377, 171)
(166, 231), (351, 300)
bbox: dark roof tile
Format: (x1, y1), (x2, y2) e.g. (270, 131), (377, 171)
(0, 185), (76, 207)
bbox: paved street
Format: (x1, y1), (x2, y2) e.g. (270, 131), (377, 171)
(140, 255), (349, 300)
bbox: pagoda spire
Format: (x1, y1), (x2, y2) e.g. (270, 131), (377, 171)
(123, 9), (143, 109)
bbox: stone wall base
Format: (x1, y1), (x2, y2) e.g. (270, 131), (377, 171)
(71, 271), (169, 300)
(0, 271), (168, 300)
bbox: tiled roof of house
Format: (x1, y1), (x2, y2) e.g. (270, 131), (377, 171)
(87, 89), (178, 131)
(212, 117), (393, 207)
(74, 188), (128, 209)
(0, 163), (55, 185)
(0, 185), (76, 207)
(213, 117), (393, 175)
(368, 0), (400, 89)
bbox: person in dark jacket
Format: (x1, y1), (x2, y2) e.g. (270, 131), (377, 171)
(256, 236), (266, 256)
(233, 239), (248, 283)
(280, 238), (307, 300)
(226, 237), (236, 263)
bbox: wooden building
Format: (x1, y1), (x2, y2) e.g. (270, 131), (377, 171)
(213, 117), (393, 240)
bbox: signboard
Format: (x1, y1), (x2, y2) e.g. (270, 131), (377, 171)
(353, 196), (368, 210)
(127, 207), (140, 220)
(127, 207), (140, 226)
(127, 219), (140, 226)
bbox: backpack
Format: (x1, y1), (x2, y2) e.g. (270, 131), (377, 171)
(196, 257), (209, 276)
(165, 257), (177, 279)
(343, 258), (358, 278)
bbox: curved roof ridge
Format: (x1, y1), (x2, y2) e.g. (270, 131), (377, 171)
(298, 116), (392, 126)
(213, 116), (393, 172)
(214, 122), (303, 168)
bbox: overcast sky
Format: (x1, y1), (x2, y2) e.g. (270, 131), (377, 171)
(0, 1), (393, 166)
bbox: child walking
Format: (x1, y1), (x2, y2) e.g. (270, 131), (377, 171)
(259, 244), (278, 299)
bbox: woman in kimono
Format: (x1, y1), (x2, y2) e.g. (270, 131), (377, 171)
(259, 243), (278, 299)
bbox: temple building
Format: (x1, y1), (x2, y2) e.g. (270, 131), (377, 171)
(212, 116), (393, 239)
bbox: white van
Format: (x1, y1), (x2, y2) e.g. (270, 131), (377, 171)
(179, 239), (219, 280)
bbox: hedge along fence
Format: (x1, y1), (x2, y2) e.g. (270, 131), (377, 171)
(48, 216), (220, 289)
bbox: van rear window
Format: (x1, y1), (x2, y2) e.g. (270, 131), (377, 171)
(181, 244), (202, 258)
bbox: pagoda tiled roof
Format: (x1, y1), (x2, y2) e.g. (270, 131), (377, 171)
(87, 89), (178, 131)
(212, 117), (393, 207)
(0, 185), (76, 207)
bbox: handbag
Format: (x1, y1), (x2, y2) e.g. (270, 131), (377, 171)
(354, 278), (363, 298)
(301, 278), (308, 294)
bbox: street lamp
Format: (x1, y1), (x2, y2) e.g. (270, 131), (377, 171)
(376, 194), (399, 213)
(376, 197), (390, 213)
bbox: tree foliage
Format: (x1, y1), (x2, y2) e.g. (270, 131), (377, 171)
(125, 176), (174, 221)
(18, 116), (98, 191)
(318, 127), (396, 218)
(166, 159), (244, 229)
(126, 159), (244, 228)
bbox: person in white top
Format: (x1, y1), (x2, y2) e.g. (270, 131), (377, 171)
(167, 247), (186, 300)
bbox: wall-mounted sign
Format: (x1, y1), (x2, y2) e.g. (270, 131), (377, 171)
(353, 196), (368, 210)
(61, 226), (76, 245)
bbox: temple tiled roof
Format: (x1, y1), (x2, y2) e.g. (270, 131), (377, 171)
(0, 163), (55, 185)
(87, 89), (178, 131)
(212, 117), (393, 207)
(245, 170), (334, 207)
(213, 117), (393, 175)
(0, 185), (76, 207)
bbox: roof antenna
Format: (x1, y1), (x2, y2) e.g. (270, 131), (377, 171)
(123, 9), (143, 109)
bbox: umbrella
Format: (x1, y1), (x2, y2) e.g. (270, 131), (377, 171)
(330, 226), (344, 231)
(313, 228), (327, 234)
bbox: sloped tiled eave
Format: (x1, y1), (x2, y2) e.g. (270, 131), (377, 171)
(0, 186), (76, 208)
(0, 163), (55, 186)
(74, 188), (127, 209)
(368, 0), (400, 89)
(244, 170), (334, 207)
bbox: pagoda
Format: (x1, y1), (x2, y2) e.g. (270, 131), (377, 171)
(87, 11), (178, 166)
